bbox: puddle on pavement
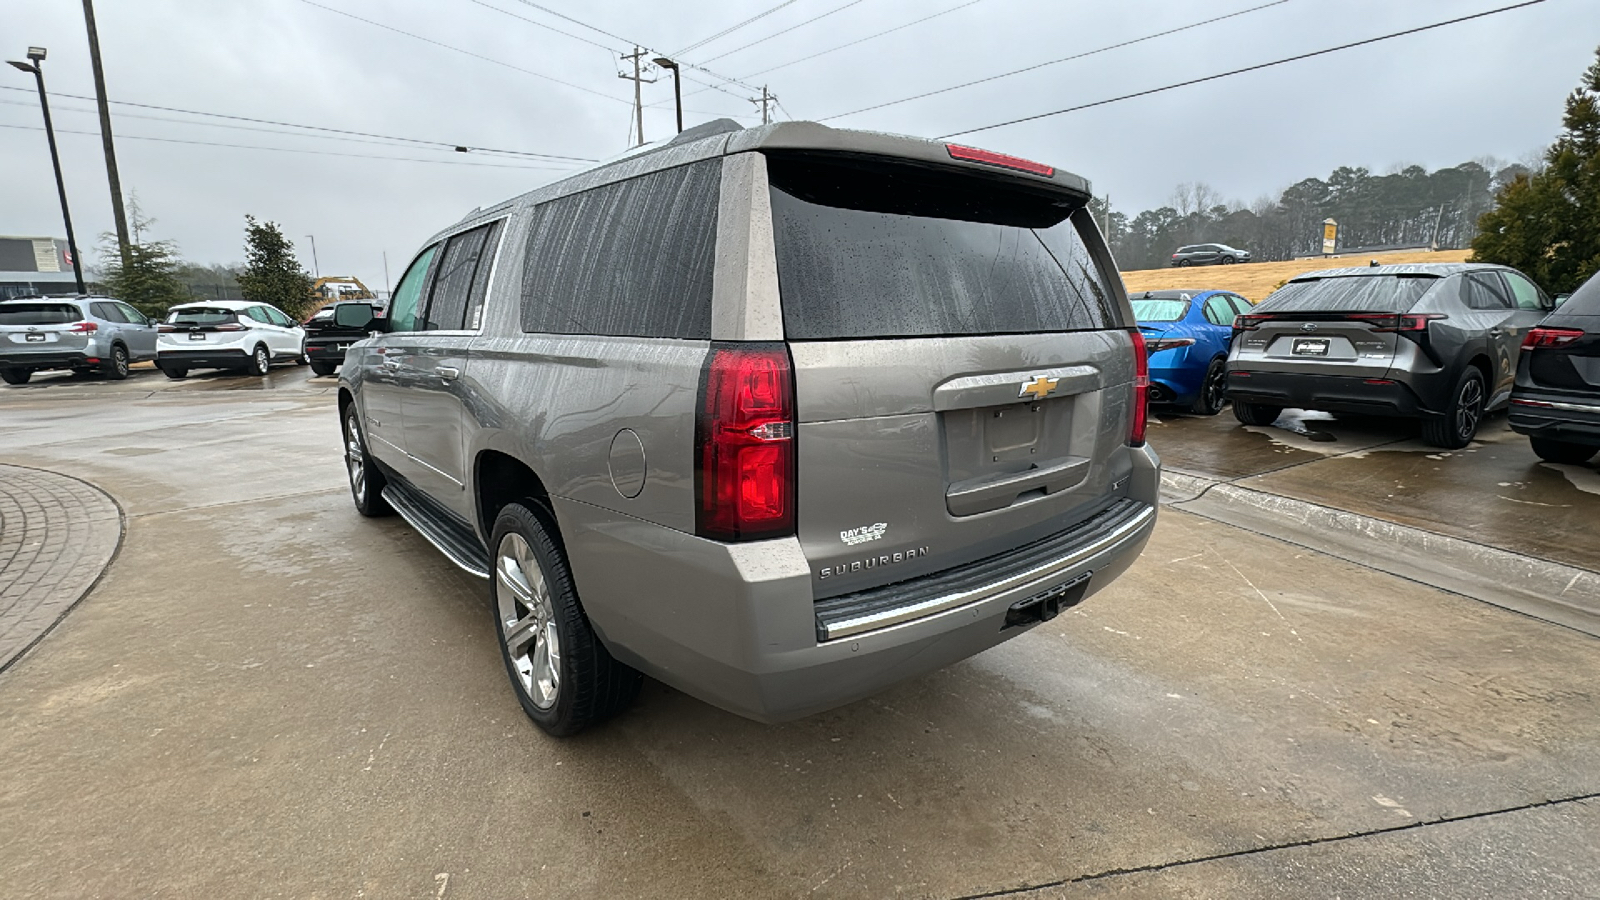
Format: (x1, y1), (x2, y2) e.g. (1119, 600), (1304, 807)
(1542, 463), (1600, 497)
(102, 447), (164, 457)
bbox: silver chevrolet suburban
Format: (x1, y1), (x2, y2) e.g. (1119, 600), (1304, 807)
(336, 120), (1160, 735)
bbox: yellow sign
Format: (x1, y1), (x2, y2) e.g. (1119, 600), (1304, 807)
(1322, 219), (1338, 255)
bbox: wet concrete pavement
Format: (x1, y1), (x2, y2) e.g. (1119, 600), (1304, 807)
(1149, 408), (1600, 574)
(3, 373), (1599, 898)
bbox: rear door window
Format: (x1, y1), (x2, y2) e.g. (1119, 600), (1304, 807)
(243, 307), (274, 325)
(1203, 295), (1236, 325)
(1260, 276), (1435, 314)
(1463, 274), (1512, 310)
(425, 222), (498, 332)
(520, 160), (720, 338)
(0, 303), (80, 325)
(91, 301), (127, 323)
(262, 306), (295, 327)
(114, 301), (147, 324)
(766, 153), (1117, 340)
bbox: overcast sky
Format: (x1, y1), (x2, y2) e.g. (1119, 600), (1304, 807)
(1, 0), (1592, 288)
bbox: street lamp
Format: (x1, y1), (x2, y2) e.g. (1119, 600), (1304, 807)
(652, 56), (683, 135)
(8, 46), (86, 294)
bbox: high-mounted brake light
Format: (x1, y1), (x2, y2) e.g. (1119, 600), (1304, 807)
(945, 144), (1055, 177)
(696, 343), (796, 542)
(1523, 327), (1585, 349)
(68, 321), (98, 333)
(1129, 331), (1149, 447)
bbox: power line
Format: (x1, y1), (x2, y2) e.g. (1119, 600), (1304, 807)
(938, 0), (1548, 138)
(464, 0), (619, 52)
(738, 0), (986, 82)
(819, 0), (1292, 122)
(0, 83), (597, 161)
(0, 121), (579, 169)
(695, 0), (871, 65)
(296, 0), (635, 107)
(672, 0), (804, 57)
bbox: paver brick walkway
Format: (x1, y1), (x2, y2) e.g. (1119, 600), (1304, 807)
(0, 465), (121, 671)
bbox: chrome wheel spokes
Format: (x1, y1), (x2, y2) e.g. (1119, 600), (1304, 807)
(496, 532), (560, 709)
(344, 415), (366, 503)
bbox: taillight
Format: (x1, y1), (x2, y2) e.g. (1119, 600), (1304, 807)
(1130, 331), (1149, 447)
(68, 321), (98, 333)
(695, 343), (796, 542)
(945, 144), (1055, 177)
(214, 323), (245, 332)
(157, 324), (176, 333)
(1144, 336), (1196, 355)
(1523, 327), (1584, 349)
(1234, 314), (1268, 332)
(1350, 313), (1446, 333)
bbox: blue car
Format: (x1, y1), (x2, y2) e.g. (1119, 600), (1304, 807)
(1132, 289), (1254, 415)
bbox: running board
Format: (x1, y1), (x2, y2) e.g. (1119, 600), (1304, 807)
(382, 482), (491, 579)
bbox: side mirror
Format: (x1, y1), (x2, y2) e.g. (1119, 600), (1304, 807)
(333, 304), (378, 330)
(1553, 294), (1570, 309)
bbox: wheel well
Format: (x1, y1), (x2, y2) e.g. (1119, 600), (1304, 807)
(1466, 355), (1493, 383)
(337, 388), (354, 420)
(475, 450), (554, 543)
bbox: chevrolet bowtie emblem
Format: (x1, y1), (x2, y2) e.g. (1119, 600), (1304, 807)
(1019, 375), (1059, 400)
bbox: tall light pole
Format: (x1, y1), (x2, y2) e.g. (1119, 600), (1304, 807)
(652, 57), (683, 134)
(8, 47), (86, 294)
(80, 0), (130, 266)
(305, 235), (320, 278)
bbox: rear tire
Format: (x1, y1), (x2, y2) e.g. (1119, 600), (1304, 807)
(1421, 367), (1486, 449)
(1233, 400), (1282, 426)
(342, 407), (392, 517)
(1529, 437), (1598, 465)
(1, 369), (32, 385)
(161, 365), (189, 380)
(104, 344), (130, 380)
(247, 344), (271, 377)
(1221, 256), (1236, 265)
(1178, 259), (1193, 267)
(1190, 358), (1228, 416)
(490, 502), (641, 736)
(310, 360), (337, 377)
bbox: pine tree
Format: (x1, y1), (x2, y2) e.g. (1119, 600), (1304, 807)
(236, 216), (314, 319)
(1473, 46), (1600, 294)
(96, 193), (187, 317)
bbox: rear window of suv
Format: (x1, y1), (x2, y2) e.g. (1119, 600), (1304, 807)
(1562, 272), (1600, 316)
(0, 303), (80, 325)
(1259, 275), (1435, 314)
(766, 153), (1119, 340)
(166, 308), (238, 326)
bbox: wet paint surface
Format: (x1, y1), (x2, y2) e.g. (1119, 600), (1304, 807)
(1150, 408), (1600, 572)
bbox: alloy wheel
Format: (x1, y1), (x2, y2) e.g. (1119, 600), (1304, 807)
(496, 533), (561, 710)
(255, 346), (269, 374)
(344, 413), (366, 504)
(1205, 365), (1227, 411)
(113, 346), (129, 377)
(1455, 377), (1484, 441)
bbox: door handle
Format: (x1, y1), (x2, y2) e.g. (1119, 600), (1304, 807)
(436, 366), (460, 380)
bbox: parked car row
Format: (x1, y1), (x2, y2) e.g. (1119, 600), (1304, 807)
(0, 295), (380, 384)
(1139, 264), (1599, 461)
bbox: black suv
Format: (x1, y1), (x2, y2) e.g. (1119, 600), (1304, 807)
(1510, 270), (1600, 463)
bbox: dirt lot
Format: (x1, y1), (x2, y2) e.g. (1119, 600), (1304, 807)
(1121, 249), (1474, 302)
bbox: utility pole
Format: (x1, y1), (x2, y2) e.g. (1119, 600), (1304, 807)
(617, 47), (654, 147)
(80, 0), (130, 266)
(382, 251), (390, 296)
(749, 86), (777, 125)
(306, 235), (320, 278)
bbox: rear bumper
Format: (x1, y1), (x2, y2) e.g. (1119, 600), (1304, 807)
(557, 445), (1160, 723)
(1226, 370), (1429, 417)
(304, 343), (352, 364)
(1149, 365), (1199, 405)
(157, 349), (251, 369)
(0, 350), (94, 371)
(1509, 393), (1600, 445)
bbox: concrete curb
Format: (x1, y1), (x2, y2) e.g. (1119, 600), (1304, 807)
(1160, 470), (1600, 637)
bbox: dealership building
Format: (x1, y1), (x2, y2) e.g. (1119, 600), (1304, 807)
(0, 236), (79, 300)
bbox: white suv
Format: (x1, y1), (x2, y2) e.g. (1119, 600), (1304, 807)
(157, 300), (306, 379)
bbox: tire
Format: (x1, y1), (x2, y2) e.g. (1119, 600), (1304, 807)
(1, 368), (32, 385)
(1529, 437), (1598, 465)
(104, 343), (130, 380)
(161, 365), (189, 380)
(310, 360), (337, 377)
(296, 345), (309, 365)
(1190, 358), (1229, 416)
(1421, 367), (1486, 449)
(342, 406), (392, 517)
(247, 344), (271, 377)
(1221, 256), (1236, 265)
(1233, 400), (1282, 426)
(490, 502), (641, 736)
(1177, 259), (1193, 267)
